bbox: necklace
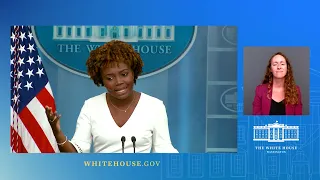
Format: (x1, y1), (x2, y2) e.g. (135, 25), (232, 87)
(108, 93), (135, 113)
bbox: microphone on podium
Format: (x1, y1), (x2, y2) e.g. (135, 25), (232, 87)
(121, 136), (126, 153)
(131, 136), (136, 153)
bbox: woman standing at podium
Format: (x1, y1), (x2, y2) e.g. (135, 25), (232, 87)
(45, 40), (178, 153)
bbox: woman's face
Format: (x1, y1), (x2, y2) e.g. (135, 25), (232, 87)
(270, 54), (287, 79)
(101, 62), (134, 100)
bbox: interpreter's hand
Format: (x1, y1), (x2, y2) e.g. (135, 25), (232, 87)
(45, 106), (62, 134)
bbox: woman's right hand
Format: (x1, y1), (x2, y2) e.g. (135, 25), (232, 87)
(45, 106), (62, 134)
(44, 106), (77, 152)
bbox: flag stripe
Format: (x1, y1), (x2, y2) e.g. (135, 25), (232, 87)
(27, 97), (59, 152)
(19, 107), (55, 153)
(10, 108), (40, 153)
(10, 126), (27, 153)
(11, 108), (40, 153)
(37, 84), (56, 112)
(10, 109), (18, 152)
(45, 83), (54, 97)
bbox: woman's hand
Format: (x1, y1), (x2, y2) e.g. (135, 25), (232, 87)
(45, 106), (62, 134)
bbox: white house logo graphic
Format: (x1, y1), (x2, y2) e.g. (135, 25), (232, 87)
(52, 26), (175, 42)
(32, 25), (197, 78)
(222, 26), (237, 45)
(220, 87), (237, 113)
(253, 121), (299, 142)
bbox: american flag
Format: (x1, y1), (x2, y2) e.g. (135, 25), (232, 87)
(10, 26), (59, 153)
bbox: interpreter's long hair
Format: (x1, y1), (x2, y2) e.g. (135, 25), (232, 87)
(262, 52), (299, 105)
